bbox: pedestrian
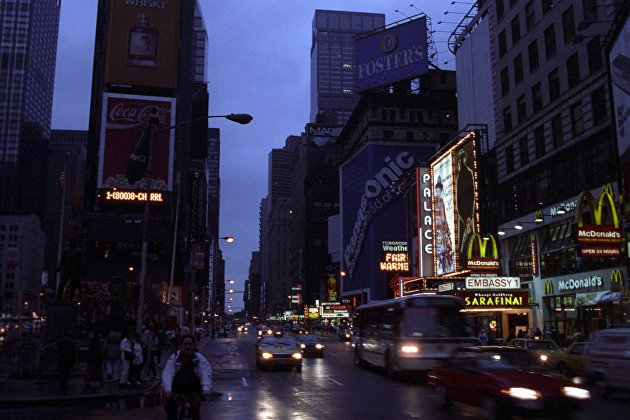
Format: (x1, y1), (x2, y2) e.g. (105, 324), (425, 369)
(119, 330), (133, 387)
(105, 327), (122, 381)
(57, 330), (76, 390)
(535, 327), (543, 337)
(84, 331), (104, 391)
(142, 326), (158, 380)
(506, 328), (516, 344)
(478, 329), (488, 345)
(130, 333), (144, 385)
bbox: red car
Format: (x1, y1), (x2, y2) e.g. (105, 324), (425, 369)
(427, 346), (590, 420)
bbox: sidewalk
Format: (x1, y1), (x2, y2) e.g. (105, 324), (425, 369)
(0, 337), (210, 409)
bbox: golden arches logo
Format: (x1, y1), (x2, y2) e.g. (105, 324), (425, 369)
(575, 184), (620, 229)
(535, 209), (544, 224)
(611, 269), (624, 288)
(467, 233), (499, 260)
(544, 280), (554, 295)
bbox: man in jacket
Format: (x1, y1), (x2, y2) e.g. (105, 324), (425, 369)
(162, 334), (212, 420)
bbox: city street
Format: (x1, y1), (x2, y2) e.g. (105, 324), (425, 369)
(2, 331), (629, 420)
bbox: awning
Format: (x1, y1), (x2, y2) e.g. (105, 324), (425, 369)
(575, 291), (622, 306)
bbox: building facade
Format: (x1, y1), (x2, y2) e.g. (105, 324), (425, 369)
(310, 10), (385, 125)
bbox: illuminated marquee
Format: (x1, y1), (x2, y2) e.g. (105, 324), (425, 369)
(104, 189), (164, 203)
(380, 253), (409, 271)
(466, 233), (500, 275)
(458, 291), (529, 308)
(574, 185), (622, 256)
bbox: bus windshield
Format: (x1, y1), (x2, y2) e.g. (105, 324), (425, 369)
(403, 306), (471, 337)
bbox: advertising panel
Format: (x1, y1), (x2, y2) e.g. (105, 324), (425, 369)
(97, 93), (176, 194)
(431, 132), (479, 275)
(105, 0), (181, 89)
(611, 20), (630, 200)
(354, 17), (428, 93)
(341, 143), (435, 300)
(306, 123), (342, 147)
(416, 167), (434, 277)
(458, 290), (529, 308)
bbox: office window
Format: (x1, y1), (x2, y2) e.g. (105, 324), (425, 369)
(528, 40), (539, 73)
(551, 113), (563, 147)
(514, 54), (524, 85)
(587, 37), (603, 73)
(567, 53), (580, 89)
(517, 95), (527, 124)
(496, 0), (505, 22)
(498, 30), (507, 57)
(548, 68), (560, 101)
(562, 6), (575, 45)
(506, 145), (515, 173)
(501, 67), (510, 96)
(544, 24), (556, 58)
(503, 106), (513, 132)
(571, 101), (584, 136)
(582, 0), (598, 23)
(591, 86), (607, 126)
(534, 125), (545, 158)
(542, 0), (553, 14)
(525, 1), (535, 31)
(532, 82), (543, 113)
(511, 15), (521, 45)
(520, 137), (529, 166)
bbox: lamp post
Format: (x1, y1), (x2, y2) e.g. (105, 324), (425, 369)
(130, 112), (252, 334)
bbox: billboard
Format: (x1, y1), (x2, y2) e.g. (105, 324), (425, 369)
(97, 93), (176, 194)
(341, 143), (435, 300)
(104, 0), (181, 89)
(431, 132), (479, 275)
(416, 167), (434, 276)
(306, 123), (342, 147)
(354, 17), (428, 93)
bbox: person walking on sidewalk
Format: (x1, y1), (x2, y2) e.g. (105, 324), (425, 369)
(162, 334), (212, 420)
(130, 333), (144, 385)
(142, 325), (158, 379)
(119, 330), (133, 387)
(104, 327), (122, 381)
(84, 331), (104, 391)
(57, 330), (76, 390)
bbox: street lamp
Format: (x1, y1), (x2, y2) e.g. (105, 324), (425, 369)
(220, 236), (234, 243)
(132, 111), (253, 334)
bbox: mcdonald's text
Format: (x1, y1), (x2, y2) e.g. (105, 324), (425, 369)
(575, 225), (622, 244)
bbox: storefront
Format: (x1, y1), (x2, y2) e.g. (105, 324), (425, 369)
(541, 267), (630, 344)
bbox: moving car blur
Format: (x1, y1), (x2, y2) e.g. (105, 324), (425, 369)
(508, 337), (561, 364)
(428, 346), (590, 420)
(339, 328), (353, 342)
(542, 342), (589, 378)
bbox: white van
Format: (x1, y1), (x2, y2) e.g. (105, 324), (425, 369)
(586, 328), (630, 397)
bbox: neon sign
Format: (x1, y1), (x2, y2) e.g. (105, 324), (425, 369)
(103, 189), (164, 202)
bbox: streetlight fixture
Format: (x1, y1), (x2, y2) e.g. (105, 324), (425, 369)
(220, 236), (234, 243)
(133, 111), (252, 334)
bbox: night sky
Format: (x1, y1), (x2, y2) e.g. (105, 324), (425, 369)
(51, 1), (463, 311)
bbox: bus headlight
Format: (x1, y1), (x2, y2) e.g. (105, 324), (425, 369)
(401, 345), (420, 353)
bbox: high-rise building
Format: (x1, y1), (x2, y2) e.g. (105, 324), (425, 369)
(0, 0), (61, 216)
(310, 10), (385, 125)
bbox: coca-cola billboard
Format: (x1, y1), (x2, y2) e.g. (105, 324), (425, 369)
(97, 93), (175, 192)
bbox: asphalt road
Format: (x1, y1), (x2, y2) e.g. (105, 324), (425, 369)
(3, 331), (630, 419)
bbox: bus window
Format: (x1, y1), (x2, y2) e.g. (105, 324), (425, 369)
(404, 306), (471, 337)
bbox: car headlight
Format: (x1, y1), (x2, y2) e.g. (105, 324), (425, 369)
(267, 330), (272, 335)
(501, 387), (541, 400)
(262, 352), (273, 359)
(401, 345), (420, 353)
(292, 353), (302, 359)
(562, 387), (590, 400)
(315, 344), (323, 349)
(300, 344), (306, 348)
(539, 354), (548, 362)
(345, 334), (350, 338)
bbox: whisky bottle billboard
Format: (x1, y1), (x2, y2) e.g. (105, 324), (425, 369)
(127, 14), (159, 66)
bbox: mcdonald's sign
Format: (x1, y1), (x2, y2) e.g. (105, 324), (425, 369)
(610, 269), (630, 296)
(544, 280), (554, 295)
(535, 209), (544, 224)
(466, 233), (500, 273)
(575, 184), (622, 246)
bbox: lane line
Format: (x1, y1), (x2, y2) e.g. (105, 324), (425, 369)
(327, 376), (343, 386)
(242, 377), (248, 387)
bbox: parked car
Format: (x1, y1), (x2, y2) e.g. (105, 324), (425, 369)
(586, 328), (630, 397)
(255, 335), (302, 371)
(297, 334), (324, 357)
(542, 342), (589, 378)
(428, 346), (590, 420)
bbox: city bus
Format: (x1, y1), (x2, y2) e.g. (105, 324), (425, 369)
(352, 294), (477, 377)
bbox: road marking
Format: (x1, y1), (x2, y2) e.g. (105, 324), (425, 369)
(327, 376), (343, 386)
(328, 352), (337, 357)
(242, 377), (248, 387)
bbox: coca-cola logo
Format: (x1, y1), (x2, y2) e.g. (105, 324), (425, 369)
(108, 102), (170, 128)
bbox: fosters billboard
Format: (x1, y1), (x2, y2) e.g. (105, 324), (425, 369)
(105, 0), (181, 89)
(354, 17), (428, 93)
(431, 132), (479, 275)
(97, 93), (176, 194)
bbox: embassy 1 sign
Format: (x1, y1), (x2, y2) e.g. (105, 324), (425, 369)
(466, 233), (500, 276)
(574, 184), (622, 257)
